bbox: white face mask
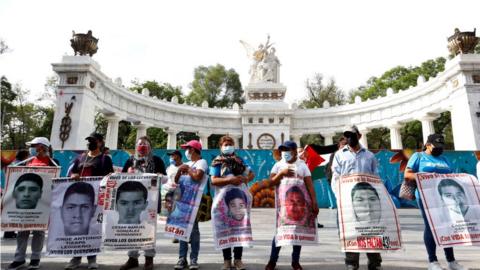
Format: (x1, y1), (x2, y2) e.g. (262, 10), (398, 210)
(281, 151), (293, 162)
(185, 149), (192, 161)
(221, 145), (235, 155)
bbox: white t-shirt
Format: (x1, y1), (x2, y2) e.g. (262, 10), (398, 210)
(187, 159), (209, 184)
(271, 159), (311, 178)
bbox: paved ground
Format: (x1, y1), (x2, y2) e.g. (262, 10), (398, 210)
(1, 209), (479, 270)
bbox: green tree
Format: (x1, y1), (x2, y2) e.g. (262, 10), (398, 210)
(186, 64), (244, 108)
(130, 80), (185, 103)
(299, 73), (345, 109)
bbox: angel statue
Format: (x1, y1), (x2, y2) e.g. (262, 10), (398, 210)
(240, 35), (279, 83)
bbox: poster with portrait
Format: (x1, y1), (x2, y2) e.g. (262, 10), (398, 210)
(101, 173), (159, 250)
(47, 177), (103, 256)
(338, 174), (402, 252)
(416, 173), (480, 247)
(165, 174), (207, 241)
(212, 184), (253, 250)
(1, 166), (60, 231)
(275, 177), (317, 246)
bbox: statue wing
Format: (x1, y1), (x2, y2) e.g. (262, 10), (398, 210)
(239, 40), (255, 58)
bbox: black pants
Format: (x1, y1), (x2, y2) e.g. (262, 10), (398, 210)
(345, 252), (382, 269)
(222, 247), (243, 260)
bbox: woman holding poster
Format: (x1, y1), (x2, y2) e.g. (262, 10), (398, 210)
(210, 136), (255, 270)
(65, 132), (113, 270)
(265, 140), (318, 270)
(7, 137), (59, 270)
(404, 134), (466, 270)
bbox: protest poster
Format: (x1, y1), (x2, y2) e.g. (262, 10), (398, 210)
(338, 174), (402, 252)
(275, 177), (317, 246)
(212, 184), (253, 250)
(46, 177), (103, 256)
(165, 174), (207, 241)
(416, 173), (480, 247)
(1, 166), (60, 231)
(101, 173), (159, 250)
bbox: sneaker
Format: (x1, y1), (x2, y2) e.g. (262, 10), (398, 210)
(8, 261), (26, 270)
(222, 260), (232, 270)
(189, 258), (199, 270)
(88, 262), (99, 270)
(234, 259), (245, 270)
(65, 258), (82, 270)
(346, 265), (359, 270)
(428, 262), (445, 270)
(291, 262), (303, 270)
(28, 259), (40, 269)
(175, 257), (188, 270)
(265, 261), (276, 270)
(448, 261), (467, 270)
(120, 257), (139, 270)
(144, 256), (154, 270)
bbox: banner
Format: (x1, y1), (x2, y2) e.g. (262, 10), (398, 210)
(416, 173), (480, 247)
(1, 166), (60, 231)
(47, 177), (103, 256)
(212, 184), (253, 249)
(338, 174), (402, 252)
(165, 174), (207, 241)
(275, 177), (317, 246)
(101, 173), (159, 250)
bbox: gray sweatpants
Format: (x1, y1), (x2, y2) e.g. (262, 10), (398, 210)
(127, 249), (156, 258)
(14, 231), (45, 262)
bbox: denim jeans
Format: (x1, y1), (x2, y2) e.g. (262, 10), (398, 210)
(269, 238), (301, 263)
(128, 249), (156, 258)
(179, 222), (200, 260)
(14, 231), (45, 262)
(222, 247), (243, 260)
(417, 194), (455, 263)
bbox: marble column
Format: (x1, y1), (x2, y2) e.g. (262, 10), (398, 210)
(419, 115), (437, 143)
(291, 134), (302, 147)
(198, 132), (211, 150)
(166, 129), (178, 149)
(323, 133), (335, 146)
(132, 122), (148, 143)
(389, 124), (403, 149)
(105, 115), (121, 150)
(359, 129), (369, 149)
(230, 134), (241, 149)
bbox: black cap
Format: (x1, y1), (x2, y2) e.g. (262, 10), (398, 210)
(278, 140), (298, 151)
(343, 125), (360, 136)
(85, 132), (104, 141)
(426, 134), (445, 147)
(167, 150), (182, 157)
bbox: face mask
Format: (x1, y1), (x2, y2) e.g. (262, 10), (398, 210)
(347, 135), (359, 147)
(185, 150), (192, 161)
(221, 145), (235, 155)
(169, 158), (176, 166)
(431, 146), (444, 156)
(281, 151), (293, 162)
(87, 141), (98, 151)
(29, 147), (37, 157)
(136, 145), (149, 155)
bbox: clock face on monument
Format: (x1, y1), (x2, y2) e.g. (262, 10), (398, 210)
(257, 133), (276, 150)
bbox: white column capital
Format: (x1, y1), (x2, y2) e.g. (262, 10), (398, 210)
(166, 128), (179, 150)
(105, 114), (121, 150)
(389, 125), (403, 149)
(104, 114), (121, 122)
(416, 113), (439, 122)
(198, 132), (211, 150)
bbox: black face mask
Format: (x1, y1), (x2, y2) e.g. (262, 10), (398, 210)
(87, 141), (98, 151)
(347, 135), (359, 147)
(431, 146), (444, 156)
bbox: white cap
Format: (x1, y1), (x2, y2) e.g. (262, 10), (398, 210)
(26, 137), (51, 147)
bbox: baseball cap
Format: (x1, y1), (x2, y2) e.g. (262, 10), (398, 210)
(180, 140), (202, 151)
(167, 150), (182, 157)
(278, 140), (298, 151)
(426, 134), (445, 147)
(85, 132), (104, 141)
(26, 137), (51, 147)
(343, 125), (360, 136)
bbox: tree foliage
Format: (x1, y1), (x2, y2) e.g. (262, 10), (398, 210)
(186, 64), (244, 108)
(130, 80), (185, 103)
(299, 73), (345, 109)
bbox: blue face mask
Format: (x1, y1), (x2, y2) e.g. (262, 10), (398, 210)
(281, 151), (293, 162)
(169, 158), (176, 166)
(221, 145), (235, 155)
(29, 147), (37, 157)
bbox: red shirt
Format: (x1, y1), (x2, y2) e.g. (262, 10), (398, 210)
(27, 156), (52, 167)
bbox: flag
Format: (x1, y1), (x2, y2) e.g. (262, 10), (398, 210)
(303, 145), (325, 173)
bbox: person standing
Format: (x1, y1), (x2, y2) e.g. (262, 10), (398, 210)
(174, 140), (208, 270)
(331, 126), (382, 270)
(7, 137), (59, 270)
(404, 134), (466, 270)
(210, 136), (255, 270)
(119, 136), (165, 270)
(265, 141), (318, 270)
(65, 132), (114, 270)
